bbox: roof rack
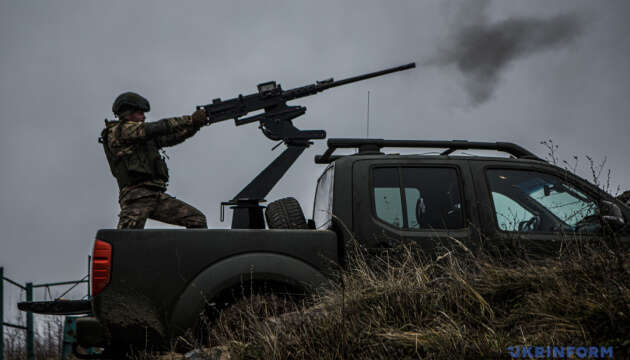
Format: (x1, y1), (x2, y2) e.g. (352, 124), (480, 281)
(314, 138), (543, 164)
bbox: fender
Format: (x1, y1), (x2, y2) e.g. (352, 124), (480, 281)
(169, 252), (327, 335)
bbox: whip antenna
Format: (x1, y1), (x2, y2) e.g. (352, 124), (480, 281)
(366, 91), (370, 138)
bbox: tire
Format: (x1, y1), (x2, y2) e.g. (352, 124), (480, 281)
(265, 197), (308, 229)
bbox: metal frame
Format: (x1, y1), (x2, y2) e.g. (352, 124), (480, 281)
(223, 142), (313, 229)
(1, 267), (29, 360)
(1, 266), (89, 360)
(315, 138), (543, 164)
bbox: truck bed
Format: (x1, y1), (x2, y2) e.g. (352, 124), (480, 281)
(92, 228), (338, 344)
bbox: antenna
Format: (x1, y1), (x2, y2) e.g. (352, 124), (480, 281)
(366, 91), (370, 138)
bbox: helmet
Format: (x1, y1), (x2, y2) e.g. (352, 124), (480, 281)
(112, 92), (151, 115)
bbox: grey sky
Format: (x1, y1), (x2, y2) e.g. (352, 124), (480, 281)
(1, 0), (629, 318)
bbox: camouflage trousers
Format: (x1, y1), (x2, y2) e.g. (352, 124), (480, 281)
(117, 186), (207, 229)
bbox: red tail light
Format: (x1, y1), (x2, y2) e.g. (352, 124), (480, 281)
(92, 240), (112, 296)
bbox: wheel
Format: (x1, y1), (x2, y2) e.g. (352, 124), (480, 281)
(265, 197), (307, 229)
(193, 280), (306, 351)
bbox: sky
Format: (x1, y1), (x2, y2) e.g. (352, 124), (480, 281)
(1, 0), (629, 320)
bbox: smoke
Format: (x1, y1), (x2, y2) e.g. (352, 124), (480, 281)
(430, 2), (582, 105)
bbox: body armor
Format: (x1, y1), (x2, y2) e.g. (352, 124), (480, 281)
(100, 120), (168, 190)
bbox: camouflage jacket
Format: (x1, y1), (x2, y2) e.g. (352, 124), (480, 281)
(101, 116), (201, 199)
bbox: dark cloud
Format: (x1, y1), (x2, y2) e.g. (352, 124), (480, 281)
(430, 3), (582, 105)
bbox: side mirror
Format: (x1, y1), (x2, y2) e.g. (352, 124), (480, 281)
(600, 200), (625, 229)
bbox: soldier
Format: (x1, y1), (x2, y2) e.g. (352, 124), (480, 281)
(100, 92), (208, 229)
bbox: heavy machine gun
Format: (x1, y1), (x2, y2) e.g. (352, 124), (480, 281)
(198, 62), (416, 229)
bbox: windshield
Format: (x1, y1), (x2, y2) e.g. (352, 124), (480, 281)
(487, 169), (599, 233)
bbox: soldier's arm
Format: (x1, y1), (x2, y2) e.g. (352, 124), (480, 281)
(154, 110), (206, 147)
(116, 117), (195, 144)
(155, 122), (202, 148)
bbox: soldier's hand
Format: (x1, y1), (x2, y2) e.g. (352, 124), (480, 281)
(191, 108), (207, 128)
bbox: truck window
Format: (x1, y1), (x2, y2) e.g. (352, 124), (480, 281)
(313, 164), (335, 229)
(491, 192), (534, 231)
(372, 167), (464, 230)
(487, 169), (600, 233)
(373, 167), (404, 228)
(401, 167), (464, 229)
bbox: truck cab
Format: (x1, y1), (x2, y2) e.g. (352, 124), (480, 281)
(315, 139), (628, 257)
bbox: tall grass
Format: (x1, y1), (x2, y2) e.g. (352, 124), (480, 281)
(200, 235), (629, 359)
(3, 315), (65, 360)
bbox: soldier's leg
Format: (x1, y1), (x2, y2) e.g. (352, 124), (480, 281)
(151, 193), (208, 228)
(117, 189), (160, 229)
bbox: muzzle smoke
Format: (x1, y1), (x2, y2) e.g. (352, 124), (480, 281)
(429, 2), (582, 105)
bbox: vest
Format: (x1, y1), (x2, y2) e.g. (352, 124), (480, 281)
(100, 120), (169, 190)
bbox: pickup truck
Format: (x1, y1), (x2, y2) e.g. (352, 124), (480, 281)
(21, 138), (630, 358)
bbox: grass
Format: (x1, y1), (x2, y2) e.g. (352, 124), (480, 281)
(2, 315), (65, 360)
(189, 234), (630, 359)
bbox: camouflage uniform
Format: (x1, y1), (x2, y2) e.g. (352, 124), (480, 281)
(117, 187), (206, 229)
(102, 116), (207, 229)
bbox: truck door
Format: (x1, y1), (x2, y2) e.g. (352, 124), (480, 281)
(469, 160), (627, 253)
(352, 159), (478, 253)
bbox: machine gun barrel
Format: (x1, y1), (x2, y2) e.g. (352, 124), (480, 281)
(320, 62), (415, 90)
(282, 62), (416, 101)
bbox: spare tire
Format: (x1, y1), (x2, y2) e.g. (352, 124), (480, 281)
(265, 197), (308, 229)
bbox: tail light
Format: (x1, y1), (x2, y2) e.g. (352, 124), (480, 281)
(92, 240), (112, 296)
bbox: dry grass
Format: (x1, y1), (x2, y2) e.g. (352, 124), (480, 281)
(3, 315), (65, 360)
(197, 235), (630, 359)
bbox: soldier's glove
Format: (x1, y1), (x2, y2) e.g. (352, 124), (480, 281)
(191, 108), (207, 128)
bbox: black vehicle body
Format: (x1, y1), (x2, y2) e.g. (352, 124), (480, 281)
(91, 229), (337, 347)
(85, 144), (628, 350)
(21, 139), (630, 356)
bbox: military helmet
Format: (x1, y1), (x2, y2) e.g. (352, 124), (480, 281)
(112, 92), (151, 115)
